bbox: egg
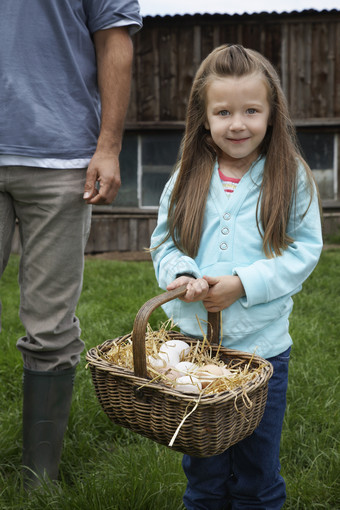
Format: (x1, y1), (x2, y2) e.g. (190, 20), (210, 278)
(196, 364), (230, 388)
(222, 368), (234, 377)
(157, 346), (180, 367)
(175, 375), (202, 394)
(195, 375), (215, 388)
(162, 368), (180, 381)
(175, 361), (198, 376)
(160, 340), (190, 361)
(198, 364), (226, 376)
(147, 352), (168, 369)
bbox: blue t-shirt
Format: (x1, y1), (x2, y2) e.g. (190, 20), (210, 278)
(0, 0), (142, 159)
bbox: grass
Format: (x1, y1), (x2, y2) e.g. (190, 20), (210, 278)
(0, 251), (339, 509)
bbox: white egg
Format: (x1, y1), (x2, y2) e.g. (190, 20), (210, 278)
(162, 368), (180, 381)
(222, 368), (234, 377)
(147, 353), (168, 369)
(175, 361), (198, 376)
(160, 340), (190, 360)
(157, 347), (180, 367)
(175, 375), (202, 394)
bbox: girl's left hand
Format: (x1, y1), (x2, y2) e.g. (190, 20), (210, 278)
(167, 276), (210, 303)
(202, 275), (245, 312)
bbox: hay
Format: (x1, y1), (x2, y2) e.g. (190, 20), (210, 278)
(101, 320), (264, 396)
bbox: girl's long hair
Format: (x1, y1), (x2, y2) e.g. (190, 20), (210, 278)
(165, 44), (317, 258)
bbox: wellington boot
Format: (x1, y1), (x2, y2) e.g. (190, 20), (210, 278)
(22, 367), (75, 490)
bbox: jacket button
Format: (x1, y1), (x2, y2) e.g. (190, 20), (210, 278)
(220, 242), (228, 250)
(221, 227), (229, 235)
(223, 212), (231, 220)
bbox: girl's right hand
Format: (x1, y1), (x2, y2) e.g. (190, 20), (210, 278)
(167, 276), (209, 303)
(202, 275), (245, 312)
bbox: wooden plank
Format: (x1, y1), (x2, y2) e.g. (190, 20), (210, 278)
(335, 24), (340, 116)
(159, 27), (177, 120)
(148, 218), (157, 236)
(129, 218), (138, 251)
(265, 24), (282, 73)
(288, 24), (298, 118)
(137, 219), (152, 250)
(281, 23), (289, 99)
(327, 23), (336, 118)
(117, 219), (130, 251)
(219, 22), (241, 46)
(213, 24), (220, 49)
(86, 217), (118, 253)
(296, 23), (306, 119)
(177, 27), (198, 119)
(152, 29), (161, 122)
(292, 117), (340, 126)
(304, 24), (312, 119)
(311, 23), (328, 118)
(337, 133), (340, 201)
(201, 24), (216, 60)
(135, 28), (159, 121)
(241, 21), (263, 53)
(126, 31), (140, 122)
(298, 24), (306, 118)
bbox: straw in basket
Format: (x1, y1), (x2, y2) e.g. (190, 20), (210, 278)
(86, 285), (273, 457)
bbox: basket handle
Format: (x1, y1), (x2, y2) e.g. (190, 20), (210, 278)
(132, 285), (220, 378)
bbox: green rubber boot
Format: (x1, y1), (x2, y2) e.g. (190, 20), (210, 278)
(22, 367), (75, 489)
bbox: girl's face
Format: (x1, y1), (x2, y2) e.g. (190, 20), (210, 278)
(204, 73), (271, 171)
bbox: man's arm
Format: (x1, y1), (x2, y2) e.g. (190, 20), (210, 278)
(83, 27), (133, 205)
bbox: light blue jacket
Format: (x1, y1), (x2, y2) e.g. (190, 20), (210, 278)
(151, 158), (323, 359)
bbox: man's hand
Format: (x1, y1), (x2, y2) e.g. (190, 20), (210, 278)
(202, 275), (245, 312)
(83, 151), (121, 204)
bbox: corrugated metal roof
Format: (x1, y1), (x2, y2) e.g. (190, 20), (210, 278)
(143, 8), (339, 21)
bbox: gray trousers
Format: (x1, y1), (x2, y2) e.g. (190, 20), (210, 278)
(0, 166), (92, 371)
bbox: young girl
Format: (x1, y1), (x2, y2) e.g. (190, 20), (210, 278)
(150, 44), (323, 509)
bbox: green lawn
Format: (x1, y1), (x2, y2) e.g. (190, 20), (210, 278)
(0, 251), (339, 509)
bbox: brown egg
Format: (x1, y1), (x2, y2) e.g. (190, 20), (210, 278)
(197, 364), (225, 376)
(196, 364), (229, 388)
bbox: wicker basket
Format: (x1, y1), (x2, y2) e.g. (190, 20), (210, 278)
(86, 285), (273, 457)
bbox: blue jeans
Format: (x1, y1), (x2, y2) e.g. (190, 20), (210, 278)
(182, 347), (291, 510)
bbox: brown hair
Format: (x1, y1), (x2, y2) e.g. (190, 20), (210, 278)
(163, 44), (317, 258)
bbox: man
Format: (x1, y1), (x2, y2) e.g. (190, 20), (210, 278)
(0, 0), (142, 488)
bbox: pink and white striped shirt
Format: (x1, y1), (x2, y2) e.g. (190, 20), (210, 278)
(218, 168), (240, 195)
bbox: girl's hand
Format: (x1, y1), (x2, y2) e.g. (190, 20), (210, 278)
(202, 275), (245, 312)
(167, 276), (209, 303)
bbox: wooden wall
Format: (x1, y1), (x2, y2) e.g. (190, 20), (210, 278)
(10, 11), (340, 257)
(11, 211), (157, 256)
(13, 10), (340, 253)
(127, 9), (340, 125)
(83, 9), (340, 255)
(86, 211), (157, 254)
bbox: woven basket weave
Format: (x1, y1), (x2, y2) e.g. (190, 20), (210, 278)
(86, 285), (273, 457)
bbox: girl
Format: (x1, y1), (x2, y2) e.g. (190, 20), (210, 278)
(150, 44), (323, 509)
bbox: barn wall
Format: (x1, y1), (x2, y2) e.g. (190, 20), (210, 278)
(11, 10), (340, 256)
(127, 10), (340, 124)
